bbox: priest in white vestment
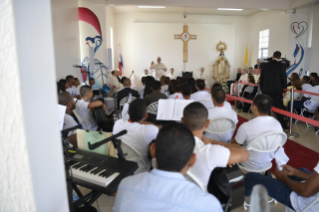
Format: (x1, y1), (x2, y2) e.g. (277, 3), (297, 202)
(141, 69), (151, 80)
(150, 57), (167, 80)
(194, 67), (209, 89)
(166, 68), (176, 79)
(230, 69), (249, 95)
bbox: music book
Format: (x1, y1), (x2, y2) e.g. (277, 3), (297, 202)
(275, 146), (289, 171)
(156, 99), (194, 121)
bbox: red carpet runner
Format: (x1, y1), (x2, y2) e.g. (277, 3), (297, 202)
(233, 115), (319, 172)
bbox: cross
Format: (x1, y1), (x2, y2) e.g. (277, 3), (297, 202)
(174, 25), (197, 62)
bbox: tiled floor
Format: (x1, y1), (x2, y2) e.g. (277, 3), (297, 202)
(76, 110), (319, 212)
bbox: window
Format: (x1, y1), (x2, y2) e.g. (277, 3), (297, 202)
(258, 29), (269, 60)
(110, 27), (114, 69)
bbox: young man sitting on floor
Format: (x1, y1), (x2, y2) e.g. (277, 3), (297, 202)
(245, 164), (319, 211)
(113, 99), (160, 174)
(231, 94), (283, 170)
(182, 102), (249, 190)
(75, 85), (107, 131)
(204, 89), (238, 143)
(58, 92), (78, 147)
(114, 122), (223, 212)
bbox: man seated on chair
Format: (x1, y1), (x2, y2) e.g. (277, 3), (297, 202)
(168, 81), (183, 99)
(75, 85), (107, 131)
(182, 84), (192, 100)
(190, 79), (214, 109)
(245, 163), (319, 211)
(113, 99), (160, 174)
(114, 122), (223, 212)
(182, 102), (249, 190)
(211, 83), (232, 109)
(231, 94), (283, 170)
(59, 92), (78, 147)
(66, 75), (81, 99)
(204, 89), (238, 143)
(117, 78), (139, 108)
(160, 77), (170, 95)
(303, 77), (319, 113)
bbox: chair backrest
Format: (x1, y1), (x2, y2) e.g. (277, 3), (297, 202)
(185, 170), (206, 192)
(246, 131), (287, 153)
(73, 110), (88, 129)
(206, 117), (236, 134)
(301, 194), (319, 212)
(119, 95), (136, 108)
(146, 101), (158, 115)
(121, 139), (150, 174)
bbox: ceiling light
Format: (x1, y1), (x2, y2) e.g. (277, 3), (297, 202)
(138, 6), (166, 9)
(217, 8), (243, 11)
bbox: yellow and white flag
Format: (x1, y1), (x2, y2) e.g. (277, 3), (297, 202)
(244, 45), (248, 68)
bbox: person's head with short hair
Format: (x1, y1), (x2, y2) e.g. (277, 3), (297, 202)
(182, 102), (209, 134)
(211, 83), (222, 93)
(170, 68), (174, 74)
(128, 99), (147, 122)
(80, 85), (93, 100)
(143, 76), (155, 98)
(251, 94), (273, 116)
(74, 78), (80, 87)
(241, 68), (246, 75)
(290, 73), (299, 81)
(187, 78), (196, 93)
(212, 89), (225, 106)
(164, 77), (170, 85)
(247, 75), (255, 84)
(195, 79), (205, 91)
(121, 77), (127, 84)
(173, 81), (182, 93)
(180, 77), (186, 85)
(310, 72), (318, 81)
(273, 51), (281, 59)
(111, 70), (119, 76)
(182, 84), (192, 99)
(66, 75), (75, 87)
(248, 67), (253, 73)
(313, 77), (319, 86)
(176, 76), (181, 82)
(144, 69), (148, 75)
(255, 68), (260, 75)
(123, 78), (131, 87)
(89, 78), (95, 87)
(302, 76), (310, 84)
(141, 76), (146, 85)
(151, 80), (161, 91)
(149, 122), (196, 175)
(292, 78), (302, 90)
(58, 92), (76, 114)
(160, 76), (166, 86)
(168, 80), (176, 94)
(200, 67), (204, 73)
(157, 57), (162, 63)
(237, 68), (242, 73)
(257, 59), (261, 64)
(58, 79), (69, 93)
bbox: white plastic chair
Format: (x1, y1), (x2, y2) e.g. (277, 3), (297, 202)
(119, 96), (137, 108)
(185, 170), (206, 192)
(146, 101), (158, 115)
(73, 110), (89, 130)
(285, 195), (319, 212)
(205, 117), (236, 143)
(239, 131), (287, 210)
(120, 139), (151, 174)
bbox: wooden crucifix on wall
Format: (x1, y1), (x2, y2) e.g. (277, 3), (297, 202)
(174, 25), (197, 62)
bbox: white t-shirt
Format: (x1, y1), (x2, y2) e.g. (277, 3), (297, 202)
(169, 92), (184, 99)
(235, 116), (283, 170)
(137, 85), (145, 96)
(66, 85), (80, 97)
(204, 106), (238, 143)
(113, 119), (159, 174)
(75, 99), (98, 131)
(160, 85), (169, 94)
(304, 85), (319, 111)
(210, 101), (232, 110)
(63, 114), (78, 137)
(190, 91), (214, 109)
(302, 84), (312, 94)
(189, 136), (230, 191)
(290, 161), (319, 212)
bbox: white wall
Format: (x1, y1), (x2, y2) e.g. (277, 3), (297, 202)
(52, 0), (81, 80)
(106, 6), (115, 69)
(0, 0), (68, 211)
(309, 2), (319, 73)
(248, 11), (290, 66)
(114, 12), (249, 86)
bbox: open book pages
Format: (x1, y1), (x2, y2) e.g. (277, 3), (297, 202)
(156, 99), (194, 121)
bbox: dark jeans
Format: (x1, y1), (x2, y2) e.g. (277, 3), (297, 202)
(245, 168), (312, 209)
(263, 93), (288, 129)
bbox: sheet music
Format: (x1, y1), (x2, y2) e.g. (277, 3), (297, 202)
(58, 104), (67, 131)
(173, 99), (194, 121)
(156, 99), (175, 120)
(275, 146), (289, 171)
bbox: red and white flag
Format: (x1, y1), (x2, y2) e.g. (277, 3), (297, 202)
(118, 45), (123, 76)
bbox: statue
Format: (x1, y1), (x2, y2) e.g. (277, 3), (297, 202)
(213, 41), (231, 83)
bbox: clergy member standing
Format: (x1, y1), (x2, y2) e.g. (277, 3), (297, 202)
(150, 57), (167, 80)
(194, 67), (209, 89)
(141, 69), (151, 80)
(166, 68), (176, 80)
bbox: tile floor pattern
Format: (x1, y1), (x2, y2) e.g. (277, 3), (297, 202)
(76, 110), (319, 212)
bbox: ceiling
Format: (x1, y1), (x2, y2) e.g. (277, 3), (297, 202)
(112, 6), (260, 16)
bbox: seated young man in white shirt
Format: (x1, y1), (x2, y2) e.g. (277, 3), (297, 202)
(204, 89), (238, 143)
(190, 79), (214, 109)
(58, 92), (78, 147)
(66, 75), (81, 99)
(231, 94), (283, 170)
(168, 81), (183, 99)
(160, 77), (170, 95)
(303, 77), (319, 112)
(113, 99), (160, 174)
(75, 85), (107, 131)
(211, 83), (232, 109)
(245, 163), (319, 212)
(114, 122), (223, 212)
(182, 102), (249, 190)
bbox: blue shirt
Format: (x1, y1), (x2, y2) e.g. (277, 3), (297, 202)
(114, 169), (223, 212)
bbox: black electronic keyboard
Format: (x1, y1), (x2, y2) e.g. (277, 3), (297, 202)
(68, 149), (138, 196)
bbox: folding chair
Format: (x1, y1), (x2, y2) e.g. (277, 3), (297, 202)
(185, 170), (206, 192)
(285, 195), (319, 212)
(204, 117), (236, 143)
(146, 101), (159, 115)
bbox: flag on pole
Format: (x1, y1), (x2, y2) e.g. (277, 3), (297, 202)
(244, 45), (248, 68)
(118, 44), (123, 76)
